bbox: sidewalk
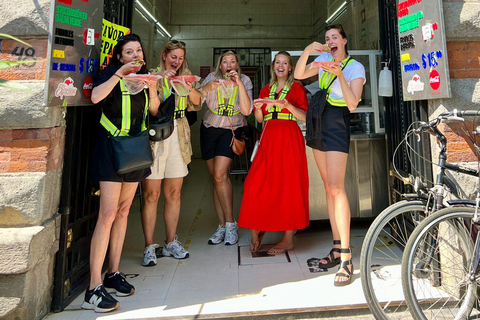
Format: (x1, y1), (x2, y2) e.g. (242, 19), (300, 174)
(45, 159), (373, 320)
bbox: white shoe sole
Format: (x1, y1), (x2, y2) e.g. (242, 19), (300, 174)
(105, 287), (135, 297)
(81, 301), (119, 313)
(161, 249), (189, 259)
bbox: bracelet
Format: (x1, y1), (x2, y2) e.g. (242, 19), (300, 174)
(113, 73), (122, 79)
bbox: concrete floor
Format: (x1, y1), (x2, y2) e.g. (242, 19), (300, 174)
(45, 159), (376, 320)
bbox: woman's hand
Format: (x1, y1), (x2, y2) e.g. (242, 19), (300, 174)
(161, 69), (176, 79)
(305, 42), (329, 55)
(320, 64), (343, 77)
(253, 100), (264, 110)
(117, 61), (143, 77)
(228, 70), (242, 85)
(202, 80), (221, 93)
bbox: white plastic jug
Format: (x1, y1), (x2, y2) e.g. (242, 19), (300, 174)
(378, 62), (393, 97)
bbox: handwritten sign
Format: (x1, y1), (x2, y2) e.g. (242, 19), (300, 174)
(100, 19), (130, 71)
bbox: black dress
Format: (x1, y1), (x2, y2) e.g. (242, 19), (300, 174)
(89, 65), (151, 182)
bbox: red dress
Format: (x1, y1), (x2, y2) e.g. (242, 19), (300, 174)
(238, 82), (309, 231)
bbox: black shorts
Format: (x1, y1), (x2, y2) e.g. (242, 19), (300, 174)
(200, 123), (243, 160)
(306, 103), (351, 153)
(89, 129), (151, 183)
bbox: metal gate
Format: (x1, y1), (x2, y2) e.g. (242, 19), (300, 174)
(52, 0), (133, 311)
(379, 0), (432, 202)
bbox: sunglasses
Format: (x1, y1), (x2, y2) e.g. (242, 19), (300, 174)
(171, 40), (186, 46)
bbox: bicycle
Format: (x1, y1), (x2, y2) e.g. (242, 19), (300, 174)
(360, 109), (479, 320)
(400, 111), (480, 320)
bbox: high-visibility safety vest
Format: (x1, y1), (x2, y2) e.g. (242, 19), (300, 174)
(100, 79), (149, 136)
(162, 77), (187, 119)
(211, 86), (240, 117)
(319, 57), (354, 107)
(264, 83), (296, 121)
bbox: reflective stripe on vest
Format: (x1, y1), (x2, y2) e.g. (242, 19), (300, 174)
(265, 83), (295, 120)
(100, 79), (149, 136)
(264, 112), (296, 121)
(318, 57), (354, 107)
(212, 86), (240, 116)
(162, 77), (187, 119)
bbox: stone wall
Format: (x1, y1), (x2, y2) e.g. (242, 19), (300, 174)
(429, 0), (480, 198)
(0, 0), (63, 319)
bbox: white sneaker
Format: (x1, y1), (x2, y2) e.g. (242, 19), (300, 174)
(142, 244), (159, 267)
(162, 236), (190, 259)
(224, 222), (238, 245)
(208, 225), (226, 245)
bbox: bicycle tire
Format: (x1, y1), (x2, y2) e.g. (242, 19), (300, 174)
(360, 200), (428, 319)
(401, 206), (477, 320)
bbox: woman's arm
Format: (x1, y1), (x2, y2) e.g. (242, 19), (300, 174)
(253, 102), (265, 123)
(337, 75), (364, 111)
(91, 62), (142, 104)
(282, 100), (306, 121)
(230, 72), (252, 116)
(146, 81), (160, 115)
(294, 42), (327, 80)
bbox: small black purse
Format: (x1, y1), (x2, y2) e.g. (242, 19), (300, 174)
(148, 93), (175, 141)
(110, 129), (153, 175)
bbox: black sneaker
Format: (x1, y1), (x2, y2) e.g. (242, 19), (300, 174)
(103, 272), (135, 297)
(81, 284), (119, 313)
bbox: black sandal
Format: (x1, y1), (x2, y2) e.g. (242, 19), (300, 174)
(307, 240), (341, 268)
(334, 248), (353, 287)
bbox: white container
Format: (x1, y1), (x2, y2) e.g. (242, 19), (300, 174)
(378, 63), (393, 97)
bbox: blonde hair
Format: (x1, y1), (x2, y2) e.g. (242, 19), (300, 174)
(157, 40), (190, 76)
(214, 51), (243, 79)
(269, 51), (295, 88)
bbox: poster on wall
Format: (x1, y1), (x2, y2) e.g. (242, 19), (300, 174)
(396, 0), (451, 101)
(45, 0), (103, 107)
(100, 19), (130, 71)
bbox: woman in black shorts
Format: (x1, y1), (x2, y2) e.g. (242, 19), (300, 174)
(84, 34), (160, 312)
(199, 51), (253, 246)
(295, 25), (365, 286)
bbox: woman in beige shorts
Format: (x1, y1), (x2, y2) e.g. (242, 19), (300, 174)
(141, 40), (202, 266)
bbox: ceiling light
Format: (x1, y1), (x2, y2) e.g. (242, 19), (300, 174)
(135, 0), (171, 37)
(326, 1), (348, 24)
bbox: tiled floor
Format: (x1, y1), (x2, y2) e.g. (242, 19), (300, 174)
(46, 159), (373, 320)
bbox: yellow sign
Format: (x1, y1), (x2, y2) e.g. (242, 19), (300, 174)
(53, 49), (65, 59)
(100, 19), (130, 70)
(401, 53), (411, 62)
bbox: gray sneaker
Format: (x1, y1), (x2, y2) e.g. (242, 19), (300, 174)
(208, 225), (226, 245)
(224, 222), (238, 245)
(143, 244), (159, 267)
(162, 236), (189, 259)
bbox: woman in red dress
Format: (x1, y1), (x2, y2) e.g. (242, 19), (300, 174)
(238, 51), (309, 254)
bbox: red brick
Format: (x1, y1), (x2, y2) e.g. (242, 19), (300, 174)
(8, 162), (28, 172)
(36, 128), (52, 140)
(0, 130), (12, 143)
(449, 59), (470, 70)
(12, 129), (37, 140)
(0, 38), (48, 81)
(5, 141), (30, 148)
(454, 69), (480, 79)
(447, 42), (468, 51)
(467, 42), (480, 51)
(11, 150), (47, 162)
(470, 59), (480, 68)
(28, 161), (47, 172)
(29, 140), (49, 148)
(452, 50), (480, 60)
(0, 151), (10, 161)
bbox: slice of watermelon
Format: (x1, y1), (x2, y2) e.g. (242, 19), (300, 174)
(311, 61), (341, 68)
(254, 99), (283, 105)
(123, 74), (160, 82)
(170, 75), (200, 83)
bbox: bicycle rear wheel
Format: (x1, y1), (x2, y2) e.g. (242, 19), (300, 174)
(360, 200), (428, 319)
(401, 206), (477, 320)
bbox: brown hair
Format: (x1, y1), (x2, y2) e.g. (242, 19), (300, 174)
(325, 24), (349, 56)
(214, 50), (243, 79)
(269, 51), (295, 88)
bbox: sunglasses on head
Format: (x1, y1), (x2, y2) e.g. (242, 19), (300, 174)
(171, 39), (186, 46)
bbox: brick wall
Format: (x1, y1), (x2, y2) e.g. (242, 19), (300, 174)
(447, 41), (480, 79)
(0, 127), (65, 173)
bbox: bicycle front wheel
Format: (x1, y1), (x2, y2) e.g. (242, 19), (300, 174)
(401, 206), (477, 320)
(360, 200), (428, 319)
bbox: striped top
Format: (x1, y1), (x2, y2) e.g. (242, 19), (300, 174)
(201, 72), (253, 129)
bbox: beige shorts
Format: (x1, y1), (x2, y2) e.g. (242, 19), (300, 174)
(147, 125), (188, 180)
